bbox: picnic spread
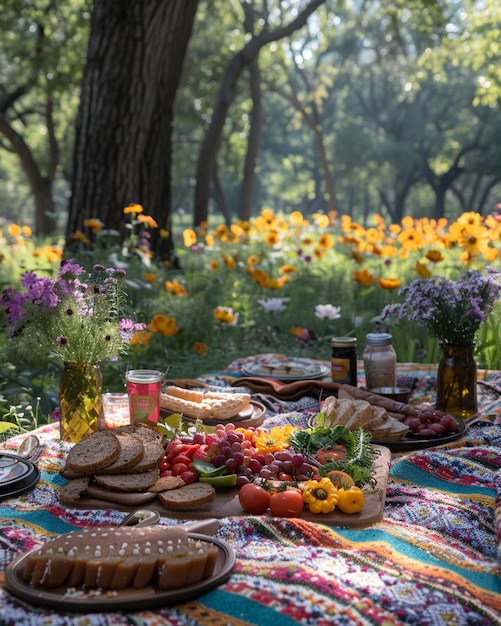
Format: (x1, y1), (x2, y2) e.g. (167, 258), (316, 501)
(0, 355), (500, 626)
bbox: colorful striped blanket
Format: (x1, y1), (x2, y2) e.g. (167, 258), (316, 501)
(0, 359), (500, 625)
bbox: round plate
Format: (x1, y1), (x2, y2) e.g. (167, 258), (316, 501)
(242, 356), (330, 382)
(307, 415), (466, 452)
(181, 399), (266, 427)
(0, 453), (40, 500)
(4, 533), (235, 612)
(371, 418), (466, 451)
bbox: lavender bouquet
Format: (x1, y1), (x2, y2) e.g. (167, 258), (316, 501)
(381, 268), (501, 345)
(1, 259), (144, 363)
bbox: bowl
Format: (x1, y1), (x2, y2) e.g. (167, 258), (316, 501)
(369, 387), (411, 403)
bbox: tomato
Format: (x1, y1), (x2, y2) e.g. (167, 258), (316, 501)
(171, 462), (189, 475)
(269, 490), (304, 518)
(238, 483), (271, 515)
(314, 445), (347, 464)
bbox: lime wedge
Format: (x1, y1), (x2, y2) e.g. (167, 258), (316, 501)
(199, 474), (238, 488)
(192, 459), (228, 477)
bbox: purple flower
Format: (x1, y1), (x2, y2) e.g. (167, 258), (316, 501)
(381, 268), (501, 344)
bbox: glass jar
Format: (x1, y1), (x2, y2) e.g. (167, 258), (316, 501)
(331, 337), (357, 386)
(363, 333), (396, 389)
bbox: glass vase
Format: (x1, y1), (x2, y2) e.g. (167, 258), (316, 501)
(436, 343), (477, 419)
(59, 362), (103, 443)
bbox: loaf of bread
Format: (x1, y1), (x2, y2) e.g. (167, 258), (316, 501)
(21, 525), (219, 590)
(160, 386), (250, 420)
(315, 394), (409, 441)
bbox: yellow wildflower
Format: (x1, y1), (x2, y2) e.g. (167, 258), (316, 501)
(130, 330), (153, 347)
(147, 314), (179, 337)
(165, 280), (187, 297)
(415, 261), (432, 278)
(378, 277), (401, 290)
(7, 224), (21, 237)
(123, 203), (144, 215)
(138, 214), (158, 228)
(83, 218), (104, 233)
(194, 342), (208, 356)
(253, 425), (299, 454)
(183, 228), (197, 247)
(353, 268), (374, 286)
(213, 306), (238, 325)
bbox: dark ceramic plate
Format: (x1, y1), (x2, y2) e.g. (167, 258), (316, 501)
(4, 533), (235, 612)
(0, 454), (40, 500)
(371, 418), (466, 451)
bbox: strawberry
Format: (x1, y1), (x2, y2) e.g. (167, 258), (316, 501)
(192, 448), (211, 463)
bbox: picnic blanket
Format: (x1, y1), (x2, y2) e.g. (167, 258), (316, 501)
(0, 357), (500, 625)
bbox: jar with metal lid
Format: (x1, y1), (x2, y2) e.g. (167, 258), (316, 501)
(363, 332), (396, 389)
(331, 337), (357, 386)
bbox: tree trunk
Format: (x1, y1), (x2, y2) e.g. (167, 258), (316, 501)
(238, 57), (263, 222)
(193, 0), (327, 227)
(67, 0), (199, 260)
(0, 113), (57, 234)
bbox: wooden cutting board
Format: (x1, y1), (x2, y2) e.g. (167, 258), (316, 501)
(74, 445), (391, 529)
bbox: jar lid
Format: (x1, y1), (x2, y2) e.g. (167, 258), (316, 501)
(365, 332), (392, 346)
(331, 337), (357, 347)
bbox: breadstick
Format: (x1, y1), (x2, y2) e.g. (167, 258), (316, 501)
(165, 385), (205, 403)
(336, 384), (419, 416)
(160, 388), (250, 420)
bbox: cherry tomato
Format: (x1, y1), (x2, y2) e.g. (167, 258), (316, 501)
(269, 490), (304, 518)
(238, 483), (270, 514)
(171, 462), (189, 475)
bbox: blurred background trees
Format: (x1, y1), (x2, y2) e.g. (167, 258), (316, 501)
(1, 0), (500, 242)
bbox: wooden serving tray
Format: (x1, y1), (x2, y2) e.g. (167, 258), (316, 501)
(74, 445), (391, 529)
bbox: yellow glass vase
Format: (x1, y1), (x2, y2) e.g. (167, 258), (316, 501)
(59, 362), (102, 443)
(436, 343), (477, 419)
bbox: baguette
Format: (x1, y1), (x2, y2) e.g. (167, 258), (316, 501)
(160, 385), (250, 420)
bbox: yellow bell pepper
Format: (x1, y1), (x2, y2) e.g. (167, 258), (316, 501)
(302, 477), (338, 514)
(334, 486), (364, 514)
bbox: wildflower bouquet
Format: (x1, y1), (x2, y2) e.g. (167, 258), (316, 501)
(0, 259), (143, 363)
(381, 268), (501, 345)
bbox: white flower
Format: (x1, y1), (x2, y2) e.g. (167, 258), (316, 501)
(258, 297), (290, 313)
(315, 304), (341, 320)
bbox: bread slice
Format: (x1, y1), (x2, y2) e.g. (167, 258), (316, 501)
(379, 418), (409, 441)
(94, 469), (159, 492)
(114, 423), (163, 443)
(98, 433), (145, 474)
(127, 439), (165, 473)
(148, 475), (185, 493)
(59, 477), (90, 505)
(66, 430), (121, 473)
(344, 400), (376, 429)
(158, 482), (216, 511)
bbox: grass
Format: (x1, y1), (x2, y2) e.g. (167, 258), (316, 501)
(0, 207), (500, 434)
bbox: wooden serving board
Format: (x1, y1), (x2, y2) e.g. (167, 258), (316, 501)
(74, 445), (391, 529)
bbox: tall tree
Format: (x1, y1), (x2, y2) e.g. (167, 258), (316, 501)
(0, 1), (88, 235)
(192, 0), (327, 227)
(66, 0), (199, 259)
